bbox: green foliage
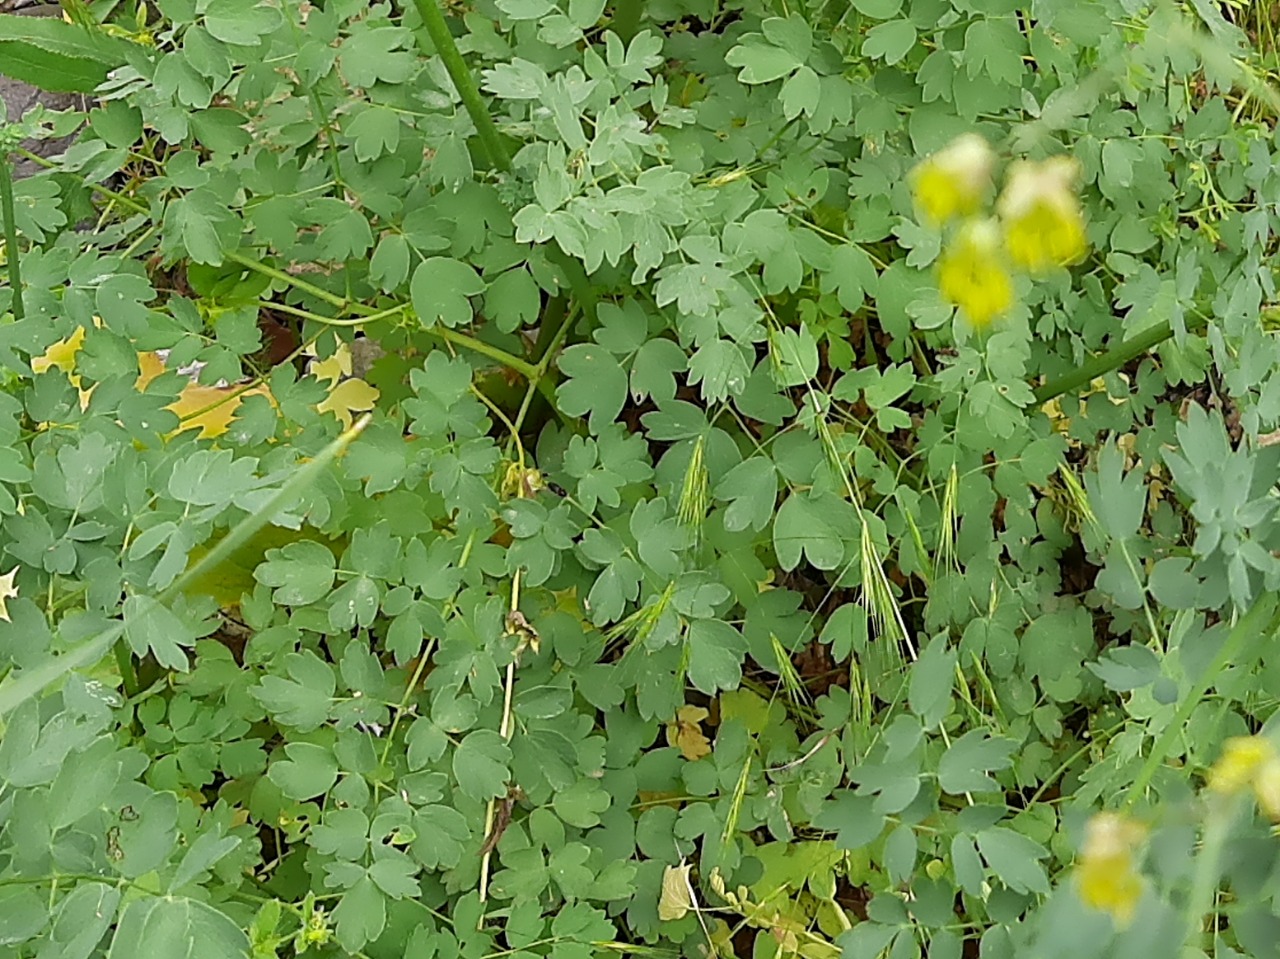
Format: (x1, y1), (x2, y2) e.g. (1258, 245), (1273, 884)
(4, 0), (1280, 957)
(0, 12), (137, 94)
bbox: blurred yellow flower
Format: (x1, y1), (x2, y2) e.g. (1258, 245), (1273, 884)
(1075, 812), (1146, 926)
(936, 219), (1013, 328)
(1208, 735), (1280, 819)
(1208, 736), (1275, 794)
(910, 134), (995, 225)
(1255, 759), (1280, 820)
(998, 156), (1087, 272)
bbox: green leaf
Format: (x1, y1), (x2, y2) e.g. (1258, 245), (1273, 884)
(813, 792), (886, 850)
(770, 325), (819, 388)
(963, 18), (1024, 86)
(557, 345), (627, 435)
(332, 877), (386, 954)
(254, 541), (336, 606)
(862, 19), (916, 64)
(368, 852), (421, 899)
(853, 0), (902, 17)
(370, 233), (411, 292)
(339, 26), (414, 87)
(937, 730), (1016, 795)
(346, 105), (402, 163)
(974, 827), (1050, 895)
(687, 619), (746, 694)
(774, 491), (845, 571)
(713, 456), (778, 533)
(0, 886), (47, 946)
(108, 897), (250, 959)
(908, 633), (956, 729)
(203, 0), (282, 45)
(486, 267), (542, 333)
(725, 36), (804, 84)
(268, 742), (339, 799)
(41, 882), (119, 959)
(252, 650), (335, 730)
(453, 729), (512, 801)
(123, 595), (196, 672)
(411, 257), (486, 329)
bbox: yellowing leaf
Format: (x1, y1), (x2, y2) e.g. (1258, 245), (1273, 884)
(310, 342), (354, 386)
(170, 381), (273, 439)
(0, 566), (18, 622)
(136, 350), (166, 389)
(32, 327), (86, 378)
(657, 861), (694, 921)
(666, 705), (711, 761)
(135, 351), (274, 439)
(317, 377), (380, 430)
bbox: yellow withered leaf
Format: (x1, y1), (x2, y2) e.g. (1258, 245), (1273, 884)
(657, 861), (694, 922)
(666, 705), (712, 761)
(168, 381), (273, 439)
(0, 566), (18, 623)
(317, 377), (380, 430)
(31, 327), (86, 377)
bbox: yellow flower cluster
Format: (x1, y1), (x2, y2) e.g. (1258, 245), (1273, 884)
(911, 136), (1087, 329)
(1075, 812), (1147, 926)
(1208, 735), (1280, 819)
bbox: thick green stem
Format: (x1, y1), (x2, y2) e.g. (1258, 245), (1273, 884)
(0, 153), (24, 320)
(1033, 315), (1210, 405)
(410, 0), (512, 173)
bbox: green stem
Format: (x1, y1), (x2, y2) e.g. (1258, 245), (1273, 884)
(113, 640), (139, 699)
(1184, 798), (1237, 951)
(257, 299), (402, 328)
(0, 153), (24, 320)
(1122, 593), (1280, 809)
(531, 295), (567, 359)
(1033, 315), (1210, 405)
(227, 251), (348, 311)
(410, 0), (512, 172)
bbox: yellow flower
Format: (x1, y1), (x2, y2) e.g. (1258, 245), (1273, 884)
(1208, 736), (1276, 795)
(1208, 735), (1280, 819)
(936, 219), (1013, 328)
(1075, 812), (1147, 927)
(910, 134), (995, 225)
(1255, 759), (1280, 820)
(997, 156), (1087, 272)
